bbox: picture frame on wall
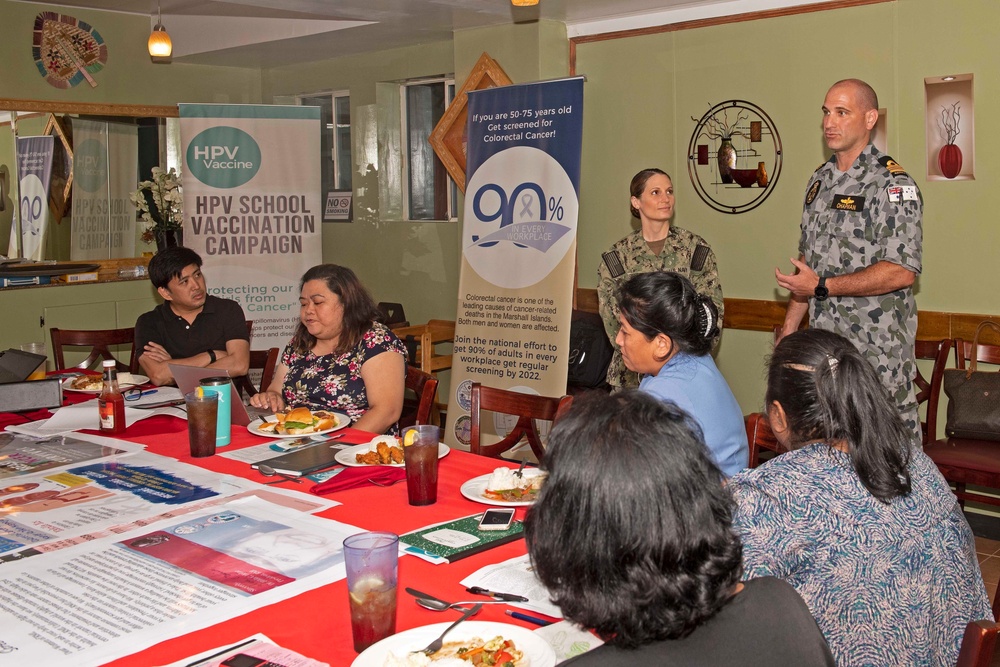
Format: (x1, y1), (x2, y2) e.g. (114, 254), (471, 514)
(428, 52), (513, 193)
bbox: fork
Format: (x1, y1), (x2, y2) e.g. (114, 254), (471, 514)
(413, 603), (482, 655)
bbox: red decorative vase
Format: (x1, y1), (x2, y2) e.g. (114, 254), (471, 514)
(939, 143), (963, 179)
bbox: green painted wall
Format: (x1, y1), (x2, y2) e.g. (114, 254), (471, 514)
(0, 0), (261, 105)
(575, 0), (1000, 414)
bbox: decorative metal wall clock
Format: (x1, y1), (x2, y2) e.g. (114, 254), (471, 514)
(33, 12), (108, 89)
(687, 100), (782, 214)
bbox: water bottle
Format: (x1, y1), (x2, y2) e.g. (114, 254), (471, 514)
(199, 377), (232, 447)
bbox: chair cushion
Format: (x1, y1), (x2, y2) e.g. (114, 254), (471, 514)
(924, 438), (1000, 475)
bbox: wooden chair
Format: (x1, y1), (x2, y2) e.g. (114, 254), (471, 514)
(914, 338), (952, 444)
(923, 334), (1000, 507)
(50, 327), (136, 373)
(745, 412), (783, 469)
(399, 366), (438, 430)
(955, 620), (999, 667)
(233, 347), (279, 399)
(469, 382), (573, 460)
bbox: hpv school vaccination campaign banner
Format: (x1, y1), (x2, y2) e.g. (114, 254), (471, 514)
(179, 105), (322, 350)
(444, 77), (583, 450)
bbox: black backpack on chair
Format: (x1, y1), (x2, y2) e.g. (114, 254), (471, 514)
(566, 310), (613, 391)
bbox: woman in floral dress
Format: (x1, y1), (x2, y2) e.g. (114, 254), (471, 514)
(730, 329), (989, 666)
(250, 264), (406, 434)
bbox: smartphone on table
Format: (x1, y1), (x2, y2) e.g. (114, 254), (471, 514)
(478, 508), (516, 531)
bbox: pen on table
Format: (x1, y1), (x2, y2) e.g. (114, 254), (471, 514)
(505, 609), (553, 627)
(183, 638), (256, 667)
(466, 586), (528, 602)
(137, 389), (158, 398)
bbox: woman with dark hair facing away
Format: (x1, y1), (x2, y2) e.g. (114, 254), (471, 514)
(616, 271), (747, 476)
(731, 329), (989, 666)
(525, 390), (834, 666)
(250, 264), (406, 434)
(597, 168), (724, 391)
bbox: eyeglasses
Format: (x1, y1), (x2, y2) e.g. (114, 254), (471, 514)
(123, 387), (149, 401)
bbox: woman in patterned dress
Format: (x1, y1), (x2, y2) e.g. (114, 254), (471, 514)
(250, 264), (406, 434)
(730, 328), (989, 666)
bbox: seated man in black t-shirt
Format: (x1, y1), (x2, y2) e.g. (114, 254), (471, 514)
(134, 247), (250, 386)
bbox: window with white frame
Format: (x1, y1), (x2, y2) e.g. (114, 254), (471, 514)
(402, 77), (456, 221)
(298, 91), (352, 213)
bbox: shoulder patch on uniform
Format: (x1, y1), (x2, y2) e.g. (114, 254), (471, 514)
(877, 155), (909, 178)
(805, 179), (821, 206)
(602, 250), (625, 278)
(690, 245), (710, 272)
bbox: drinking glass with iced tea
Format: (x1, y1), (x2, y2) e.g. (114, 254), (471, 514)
(344, 532), (398, 652)
(402, 425), (441, 506)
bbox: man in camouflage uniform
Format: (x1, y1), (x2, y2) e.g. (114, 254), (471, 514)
(777, 79), (923, 440)
(598, 226), (724, 390)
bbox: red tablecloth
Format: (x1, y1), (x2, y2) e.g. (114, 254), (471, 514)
(7, 393), (544, 666)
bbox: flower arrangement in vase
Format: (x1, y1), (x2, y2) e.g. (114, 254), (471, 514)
(131, 166), (184, 249)
(938, 102), (962, 179)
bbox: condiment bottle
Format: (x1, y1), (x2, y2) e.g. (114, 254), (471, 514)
(98, 359), (126, 434)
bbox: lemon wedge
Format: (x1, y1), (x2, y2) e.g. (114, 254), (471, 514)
(195, 386), (204, 399)
(403, 430), (418, 447)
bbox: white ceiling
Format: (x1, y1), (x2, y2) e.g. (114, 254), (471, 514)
(14, 0), (833, 68)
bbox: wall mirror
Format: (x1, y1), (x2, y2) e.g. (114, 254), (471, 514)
(0, 98), (179, 263)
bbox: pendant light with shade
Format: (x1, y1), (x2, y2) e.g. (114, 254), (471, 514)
(148, 0), (172, 63)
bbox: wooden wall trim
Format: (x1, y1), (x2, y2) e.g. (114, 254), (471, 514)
(0, 98), (179, 118)
(575, 288), (1000, 345)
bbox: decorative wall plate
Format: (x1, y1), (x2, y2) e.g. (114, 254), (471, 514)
(687, 100), (782, 215)
(33, 12), (108, 89)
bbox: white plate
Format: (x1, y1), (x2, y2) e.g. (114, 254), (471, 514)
(62, 373), (149, 392)
(460, 470), (545, 507)
(246, 412), (350, 438)
(335, 442), (450, 468)
(351, 620), (555, 667)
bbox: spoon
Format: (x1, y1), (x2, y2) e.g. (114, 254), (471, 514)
(257, 464), (302, 484)
(416, 597), (504, 612)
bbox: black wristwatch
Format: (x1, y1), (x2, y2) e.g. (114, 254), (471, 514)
(814, 276), (829, 301)
(206, 349), (217, 363)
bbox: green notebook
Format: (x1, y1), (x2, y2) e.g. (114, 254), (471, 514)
(400, 514), (524, 563)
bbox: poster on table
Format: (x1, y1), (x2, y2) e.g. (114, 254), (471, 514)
(8, 135), (53, 260)
(443, 78), (584, 450)
(0, 497), (358, 665)
(0, 448), (335, 563)
(70, 119), (138, 260)
(179, 105), (323, 350)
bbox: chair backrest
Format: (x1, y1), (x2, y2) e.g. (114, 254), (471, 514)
(377, 302), (409, 329)
(914, 338), (953, 444)
(745, 412), (783, 468)
(399, 366), (438, 430)
(955, 337), (1000, 370)
(955, 620), (999, 667)
(50, 327), (135, 373)
(233, 347), (279, 399)
(469, 382), (573, 460)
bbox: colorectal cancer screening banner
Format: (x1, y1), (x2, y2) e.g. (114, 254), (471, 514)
(444, 77), (584, 450)
(179, 105), (322, 350)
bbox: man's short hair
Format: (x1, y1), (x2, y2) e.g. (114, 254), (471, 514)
(148, 247), (203, 290)
(833, 78), (879, 112)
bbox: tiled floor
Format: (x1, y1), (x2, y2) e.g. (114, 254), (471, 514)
(973, 535), (1000, 666)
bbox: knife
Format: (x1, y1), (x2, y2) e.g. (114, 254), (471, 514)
(405, 587), (450, 605)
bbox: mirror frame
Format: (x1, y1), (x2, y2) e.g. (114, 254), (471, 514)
(1, 98), (179, 263)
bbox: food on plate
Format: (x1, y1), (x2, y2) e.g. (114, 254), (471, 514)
(69, 375), (103, 390)
(258, 407), (337, 435)
(356, 435), (404, 465)
(484, 467), (544, 503)
(383, 636), (525, 666)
